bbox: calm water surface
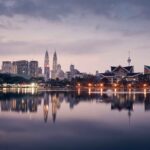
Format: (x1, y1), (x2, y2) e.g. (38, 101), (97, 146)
(0, 90), (150, 150)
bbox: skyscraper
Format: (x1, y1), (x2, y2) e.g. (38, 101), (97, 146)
(29, 61), (38, 77)
(15, 60), (29, 76)
(2, 61), (12, 74)
(53, 51), (57, 71)
(44, 50), (50, 81)
(51, 51), (58, 79)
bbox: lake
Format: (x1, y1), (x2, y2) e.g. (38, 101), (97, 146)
(0, 90), (150, 150)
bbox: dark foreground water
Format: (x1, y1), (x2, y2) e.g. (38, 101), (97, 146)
(0, 90), (150, 150)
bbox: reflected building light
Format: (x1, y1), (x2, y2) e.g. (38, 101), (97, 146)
(143, 84), (147, 88)
(113, 83), (117, 88)
(114, 88), (117, 96)
(25, 88), (27, 94)
(31, 88), (35, 95)
(43, 93), (49, 123)
(100, 88), (103, 96)
(2, 88), (7, 93)
(21, 88), (24, 93)
(11, 99), (16, 110)
(88, 83), (92, 87)
(77, 88), (81, 96)
(52, 95), (57, 123)
(17, 88), (21, 94)
(77, 83), (81, 87)
(88, 88), (91, 95)
(144, 89), (147, 99)
(51, 94), (61, 123)
(43, 104), (49, 123)
(100, 83), (104, 88)
(129, 88), (131, 94)
(133, 92), (136, 101)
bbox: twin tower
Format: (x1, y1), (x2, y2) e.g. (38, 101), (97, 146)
(44, 50), (57, 81)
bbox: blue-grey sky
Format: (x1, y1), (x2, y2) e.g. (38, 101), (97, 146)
(0, 0), (150, 73)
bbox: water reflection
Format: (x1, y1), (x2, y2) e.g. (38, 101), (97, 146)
(1, 91), (150, 150)
(0, 91), (150, 124)
(43, 93), (49, 123)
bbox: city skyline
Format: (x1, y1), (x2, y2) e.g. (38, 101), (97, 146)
(0, 0), (150, 73)
(1, 1), (150, 150)
(0, 50), (149, 74)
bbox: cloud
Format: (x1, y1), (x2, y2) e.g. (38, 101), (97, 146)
(0, 0), (149, 22)
(0, 0), (149, 72)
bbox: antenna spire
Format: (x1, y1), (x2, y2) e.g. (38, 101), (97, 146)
(127, 51), (131, 66)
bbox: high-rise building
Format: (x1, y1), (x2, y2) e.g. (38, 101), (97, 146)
(53, 51), (57, 71)
(15, 60), (29, 76)
(51, 51), (58, 79)
(44, 50), (50, 81)
(37, 67), (43, 77)
(29, 61), (38, 77)
(11, 62), (17, 74)
(2, 61), (12, 74)
(56, 64), (65, 80)
(70, 64), (80, 79)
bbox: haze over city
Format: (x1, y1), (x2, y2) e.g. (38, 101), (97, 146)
(0, 0), (150, 73)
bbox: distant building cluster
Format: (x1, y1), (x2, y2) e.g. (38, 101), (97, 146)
(0, 50), (86, 81)
(95, 54), (150, 83)
(1, 60), (42, 78)
(1, 50), (150, 83)
(44, 50), (86, 81)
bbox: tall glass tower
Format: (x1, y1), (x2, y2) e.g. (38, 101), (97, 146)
(51, 51), (57, 79)
(53, 51), (57, 71)
(44, 50), (50, 81)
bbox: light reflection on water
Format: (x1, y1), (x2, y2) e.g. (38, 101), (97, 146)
(0, 90), (150, 150)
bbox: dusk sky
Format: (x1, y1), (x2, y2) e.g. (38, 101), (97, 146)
(0, 0), (150, 73)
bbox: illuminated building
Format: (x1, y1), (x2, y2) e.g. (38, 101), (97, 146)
(99, 66), (141, 83)
(51, 51), (58, 79)
(111, 66), (134, 80)
(44, 50), (50, 81)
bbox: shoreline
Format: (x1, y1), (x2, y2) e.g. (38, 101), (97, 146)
(0, 87), (149, 94)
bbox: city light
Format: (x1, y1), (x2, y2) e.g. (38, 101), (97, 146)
(128, 84), (132, 88)
(113, 83), (117, 87)
(31, 83), (36, 88)
(143, 84), (147, 88)
(88, 88), (91, 95)
(100, 83), (104, 87)
(77, 83), (81, 87)
(88, 83), (92, 87)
